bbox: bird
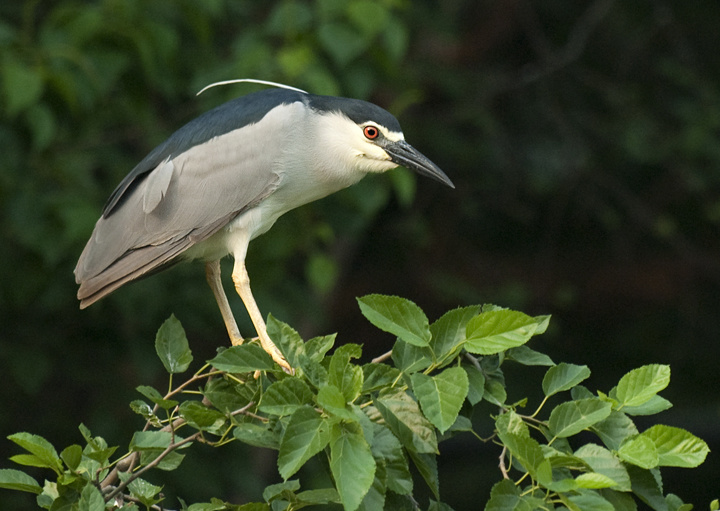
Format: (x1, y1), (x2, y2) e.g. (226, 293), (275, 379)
(74, 80), (454, 372)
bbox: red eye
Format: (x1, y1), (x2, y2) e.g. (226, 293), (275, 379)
(363, 125), (379, 139)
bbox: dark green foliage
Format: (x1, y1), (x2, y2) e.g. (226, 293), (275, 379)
(2, 296), (712, 510)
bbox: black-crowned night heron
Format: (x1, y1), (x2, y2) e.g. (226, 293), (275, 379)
(75, 81), (453, 372)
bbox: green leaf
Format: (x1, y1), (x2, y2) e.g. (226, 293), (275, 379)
(178, 401), (226, 431)
(464, 310), (539, 355)
(506, 345), (555, 366)
(78, 482), (105, 511)
(564, 490), (614, 511)
(155, 314), (193, 374)
(428, 305), (481, 364)
(370, 425), (413, 495)
(208, 344), (275, 373)
(328, 344), (363, 402)
(129, 431), (172, 451)
(0, 469), (42, 494)
(264, 479), (301, 502)
(574, 473), (619, 489)
(627, 466), (666, 511)
(407, 451), (439, 500)
(140, 449), (185, 471)
(621, 395), (673, 416)
(641, 425), (709, 468)
(410, 367), (469, 433)
(485, 478), (542, 511)
(357, 294), (431, 346)
(330, 422), (376, 511)
(317, 384), (356, 421)
(548, 398), (613, 438)
(362, 363), (401, 392)
(128, 477), (163, 506)
(259, 378), (314, 417)
(7, 433), (62, 473)
(463, 365), (485, 405)
(591, 411), (639, 451)
(575, 443), (631, 491)
(483, 376), (507, 406)
(542, 363), (591, 397)
(278, 406), (332, 479)
(267, 315), (304, 368)
(375, 389), (438, 454)
(391, 340), (432, 374)
(296, 488), (341, 506)
(203, 377), (255, 414)
(60, 444), (83, 471)
(496, 414), (550, 482)
(618, 435), (659, 469)
(136, 385), (178, 410)
(299, 355), (329, 388)
(305, 334), (336, 363)
(234, 423), (279, 450)
(616, 365), (671, 408)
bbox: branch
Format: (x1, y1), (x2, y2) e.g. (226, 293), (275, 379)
(498, 445), (510, 479)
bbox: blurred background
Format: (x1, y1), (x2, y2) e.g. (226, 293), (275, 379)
(1, 0), (718, 508)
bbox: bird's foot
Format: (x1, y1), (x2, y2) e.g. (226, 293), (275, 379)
(258, 332), (293, 375)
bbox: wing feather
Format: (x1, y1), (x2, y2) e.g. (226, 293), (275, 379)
(74, 100), (306, 306)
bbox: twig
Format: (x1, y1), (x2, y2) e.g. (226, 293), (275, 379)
(499, 445), (510, 479)
(371, 350), (393, 363)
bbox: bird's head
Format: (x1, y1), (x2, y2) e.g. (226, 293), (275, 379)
(308, 95), (455, 188)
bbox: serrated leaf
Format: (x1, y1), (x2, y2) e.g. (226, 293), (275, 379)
(591, 411), (639, 451)
(485, 478), (542, 511)
(259, 378), (314, 417)
(179, 401), (226, 431)
(60, 445), (83, 471)
(575, 472), (618, 489)
(483, 376), (507, 406)
(139, 449), (185, 471)
(0, 469), (42, 494)
(618, 435), (659, 469)
(627, 466), (666, 511)
(7, 433), (61, 473)
(203, 377), (255, 414)
(411, 367), (468, 434)
(328, 344), (363, 402)
(129, 431), (172, 451)
(621, 395), (673, 416)
(407, 451), (439, 500)
(564, 490), (614, 511)
(305, 334), (336, 363)
(575, 443), (631, 491)
(267, 315), (304, 368)
(264, 479), (301, 502)
(278, 406), (332, 479)
(496, 415), (549, 481)
(317, 384), (356, 421)
(506, 345), (555, 366)
(548, 398), (612, 438)
(370, 425), (413, 495)
(136, 385), (178, 409)
(465, 309), (540, 355)
(641, 425), (709, 468)
(155, 314), (193, 374)
(375, 389), (437, 454)
(391, 339), (432, 373)
(78, 482), (105, 511)
(234, 423), (279, 450)
(330, 423), (376, 511)
(362, 363), (401, 392)
(616, 365), (670, 408)
(542, 363), (591, 397)
(428, 305), (481, 364)
(357, 294), (431, 346)
(208, 344), (275, 373)
(463, 365), (485, 405)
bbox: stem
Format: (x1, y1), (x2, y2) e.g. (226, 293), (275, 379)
(371, 350), (392, 363)
(498, 445), (510, 479)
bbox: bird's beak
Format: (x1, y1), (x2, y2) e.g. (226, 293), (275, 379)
(385, 140), (454, 189)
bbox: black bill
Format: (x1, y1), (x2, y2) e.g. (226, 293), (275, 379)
(385, 140), (454, 189)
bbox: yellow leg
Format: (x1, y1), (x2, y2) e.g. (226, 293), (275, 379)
(205, 261), (243, 346)
(231, 259), (292, 373)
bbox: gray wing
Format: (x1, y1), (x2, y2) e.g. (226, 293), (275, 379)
(74, 100), (305, 307)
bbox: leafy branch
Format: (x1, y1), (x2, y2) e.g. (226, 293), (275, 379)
(1, 295), (715, 511)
